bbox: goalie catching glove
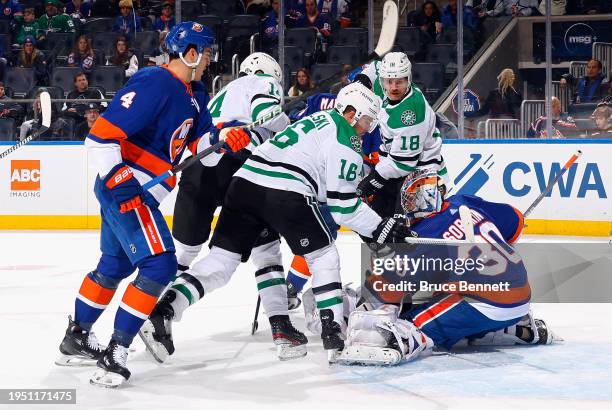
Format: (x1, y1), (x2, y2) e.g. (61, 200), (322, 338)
(372, 216), (417, 244)
(102, 163), (157, 213)
(210, 122), (252, 153)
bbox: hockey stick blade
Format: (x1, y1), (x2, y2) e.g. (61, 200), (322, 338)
(0, 91), (52, 160)
(283, 0), (398, 112)
(459, 205), (475, 243)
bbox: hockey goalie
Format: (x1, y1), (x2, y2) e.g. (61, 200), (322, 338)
(304, 167), (561, 366)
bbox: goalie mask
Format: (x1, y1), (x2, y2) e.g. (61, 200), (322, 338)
(400, 168), (442, 221)
(335, 82), (381, 133)
(239, 52), (283, 84)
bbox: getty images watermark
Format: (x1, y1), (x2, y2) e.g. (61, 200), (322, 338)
(360, 242), (612, 303)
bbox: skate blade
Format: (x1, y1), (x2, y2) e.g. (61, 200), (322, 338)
(90, 368), (128, 388)
(276, 343), (307, 361)
(327, 349), (341, 364)
(335, 345), (402, 366)
(138, 323), (169, 364)
(55, 354), (98, 367)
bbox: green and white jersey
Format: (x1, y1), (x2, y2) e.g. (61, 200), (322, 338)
(235, 110), (383, 237)
(206, 74), (290, 162)
(360, 61), (386, 101)
(376, 86), (447, 181)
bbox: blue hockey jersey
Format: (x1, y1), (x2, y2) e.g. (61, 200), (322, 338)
(86, 66), (214, 203)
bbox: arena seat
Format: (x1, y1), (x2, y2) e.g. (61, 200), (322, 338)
(90, 66), (126, 95)
(394, 26), (422, 58)
(284, 46), (306, 73)
(333, 28), (368, 57)
(180, 0), (203, 20)
(3, 68), (35, 97)
(81, 18), (114, 34)
(328, 46), (360, 67)
(132, 31), (159, 57)
(50, 67), (83, 95)
(206, 0), (244, 20)
(285, 28), (318, 61)
(0, 118), (17, 141)
(310, 63), (342, 86)
(92, 32), (122, 57)
(44, 32), (76, 59)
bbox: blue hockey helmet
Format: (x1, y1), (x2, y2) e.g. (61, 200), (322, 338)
(165, 21), (215, 56)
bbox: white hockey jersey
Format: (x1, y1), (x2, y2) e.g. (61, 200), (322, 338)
(234, 109), (383, 237)
(203, 74), (290, 165)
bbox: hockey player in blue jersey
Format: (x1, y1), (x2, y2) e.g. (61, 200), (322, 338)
(55, 22), (251, 388)
(304, 167), (558, 365)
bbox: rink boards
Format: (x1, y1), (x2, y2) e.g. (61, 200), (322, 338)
(0, 140), (610, 236)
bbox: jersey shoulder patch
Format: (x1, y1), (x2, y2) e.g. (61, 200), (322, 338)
(328, 109), (362, 155)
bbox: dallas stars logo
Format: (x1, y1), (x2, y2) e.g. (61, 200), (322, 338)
(401, 110), (416, 126)
(350, 135), (362, 153)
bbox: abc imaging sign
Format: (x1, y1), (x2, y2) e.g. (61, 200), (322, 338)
(10, 160), (41, 197)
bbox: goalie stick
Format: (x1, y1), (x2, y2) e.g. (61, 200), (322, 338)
(0, 91), (52, 160)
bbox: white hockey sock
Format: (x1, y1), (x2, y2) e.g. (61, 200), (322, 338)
(305, 245), (344, 330)
(252, 240), (288, 317)
(174, 239), (204, 269)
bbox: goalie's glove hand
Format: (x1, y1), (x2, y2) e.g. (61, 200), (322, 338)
(372, 217), (418, 244)
(102, 163), (156, 213)
(212, 123), (252, 153)
(356, 169), (386, 199)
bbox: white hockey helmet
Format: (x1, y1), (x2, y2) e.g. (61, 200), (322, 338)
(335, 82), (381, 133)
(239, 52), (283, 83)
(400, 167), (442, 221)
(379, 52), (412, 84)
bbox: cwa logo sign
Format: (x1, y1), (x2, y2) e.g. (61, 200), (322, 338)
(450, 153), (607, 199)
(10, 160), (41, 197)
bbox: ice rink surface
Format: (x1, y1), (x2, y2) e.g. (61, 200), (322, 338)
(1, 231), (611, 410)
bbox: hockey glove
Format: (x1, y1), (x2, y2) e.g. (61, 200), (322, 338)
(213, 123), (251, 153)
(356, 169), (387, 199)
(103, 164), (153, 213)
(372, 217), (418, 244)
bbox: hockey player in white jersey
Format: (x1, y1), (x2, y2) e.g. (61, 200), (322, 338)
(140, 52), (302, 361)
(172, 52), (290, 272)
(140, 83), (417, 361)
(355, 52), (448, 218)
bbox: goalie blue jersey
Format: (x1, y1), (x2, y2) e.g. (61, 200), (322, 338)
(368, 195), (529, 309)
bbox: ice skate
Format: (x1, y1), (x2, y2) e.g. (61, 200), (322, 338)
(138, 293), (176, 363)
(270, 315), (308, 360)
(90, 341), (130, 388)
(56, 315), (105, 366)
(320, 309), (345, 363)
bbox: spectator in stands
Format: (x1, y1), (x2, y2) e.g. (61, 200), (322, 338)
(0, 81), (24, 121)
(65, 0), (92, 20)
(590, 104), (612, 138)
(92, 0), (120, 17)
(37, 0), (76, 40)
(112, 0), (142, 39)
(1, 0), (23, 21)
(62, 72), (106, 125)
(13, 6), (42, 46)
(0, 40), (7, 81)
(147, 31), (169, 66)
(75, 102), (100, 140)
(245, 0), (271, 16)
(14, 36), (49, 86)
(285, 0), (307, 27)
(537, 0), (567, 15)
(318, 0), (351, 27)
(330, 64), (351, 94)
(527, 96), (577, 138)
(409, 1), (442, 42)
(67, 35), (96, 73)
(442, 0), (477, 30)
(288, 67), (315, 96)
(296, 0), (332, 40)
(561, 59), (607, 104)
(479, 0), (539, 17)
(261, 0), (280, 53)
(474, 68), (522, 119)
(153, 2), (175, 32)
(20, 88), (70, 141)
(108, 36), (138, 78)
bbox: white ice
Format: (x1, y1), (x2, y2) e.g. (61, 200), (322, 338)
(1, 231), (611, 410)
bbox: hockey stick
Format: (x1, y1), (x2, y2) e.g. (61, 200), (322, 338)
(0, 91), (52, 160)
(459, 205), (475, 242)
(142, 106), (282, 191)
(523, 150), (582, 218)
(251, 295), (261, 335)
(283, 0), (399, 113)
